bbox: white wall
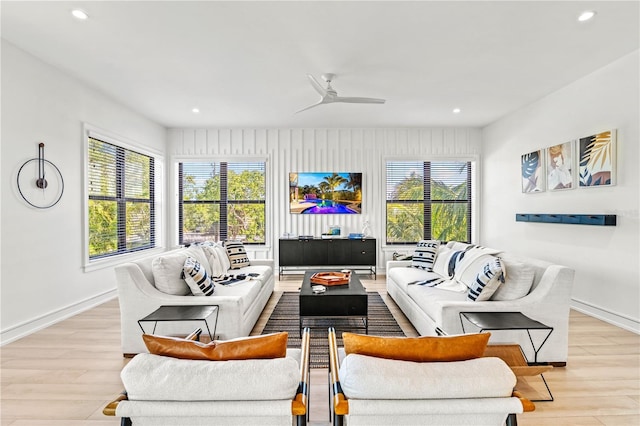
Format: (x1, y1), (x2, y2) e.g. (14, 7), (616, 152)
(482, 51), (640, 332)
(0, 41), (167, 344)
(167, 128), (481, 267)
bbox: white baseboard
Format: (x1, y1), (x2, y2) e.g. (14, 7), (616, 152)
(0, 289), (118, 346)
(571, 298), (640, 334)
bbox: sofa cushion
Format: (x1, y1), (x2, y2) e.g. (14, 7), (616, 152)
(342, 332), (490, 362)
(183, 257), (215, 296)
(491, 258), (535, 301)
(226, 240), (251, 269)
(339, 355), (516, 400)
(467, 257), (505, 301)
(388, 268), (446, 292)
(411, 240), (440, 271)
(213, 278), (262, 313)
(142, 332), (288, 361)
(151, 246), (211, 295)
(407, 285), (468, 325)
(121, 352), (299, 401)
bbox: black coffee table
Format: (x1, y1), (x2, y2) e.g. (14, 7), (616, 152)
(299, 270), (368, 336)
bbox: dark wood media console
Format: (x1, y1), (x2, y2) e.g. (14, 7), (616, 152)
(278, 237), (376, 279)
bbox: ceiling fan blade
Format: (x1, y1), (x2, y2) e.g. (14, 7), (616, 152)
(296, 99), (325, 114)
(334, 96), (386, 104)
(307, 74), (327, 96)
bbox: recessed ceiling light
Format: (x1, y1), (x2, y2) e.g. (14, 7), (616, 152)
(71, 9), (89, 20)
(578, 10), (596, 22)
(452, 108), (461, 114)
(192, 108), (200, 113)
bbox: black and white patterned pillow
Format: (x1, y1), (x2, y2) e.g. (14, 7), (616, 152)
(182, 256), (215, 296)
(467, 257), (505, 301)
(225, 240), (250, 270)
(411, 240), (440, 271)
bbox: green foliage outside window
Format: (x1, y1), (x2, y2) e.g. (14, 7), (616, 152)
(180, 163), (266, 244)
(88, 137), (154, 258)
(386, 161), (471, 244)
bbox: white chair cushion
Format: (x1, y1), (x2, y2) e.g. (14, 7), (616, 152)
(339, 355), (516, 400)
(122, 353), (300, 401)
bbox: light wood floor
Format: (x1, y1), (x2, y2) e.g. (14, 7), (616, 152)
(1, 275), (638, 425)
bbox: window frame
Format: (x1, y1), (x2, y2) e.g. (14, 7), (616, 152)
(176, 158), (268, 246)
(384, 158), (477, 245)
(83, 125), (164, 271)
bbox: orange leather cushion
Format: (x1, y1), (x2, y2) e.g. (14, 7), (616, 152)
(143, 332), (288, 361)
(342, 332), (490, 362)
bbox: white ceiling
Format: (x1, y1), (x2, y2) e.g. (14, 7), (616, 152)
(2, 1), (638, 129)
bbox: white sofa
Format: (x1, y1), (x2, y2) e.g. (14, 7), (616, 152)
(115, 245), (275, 355)
(387, 242), (575, 365)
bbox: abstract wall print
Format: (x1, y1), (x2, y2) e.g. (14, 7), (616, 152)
(579, 130), (616, 187)
(521, 149), (545, 193)
(547, 141), (574, 191)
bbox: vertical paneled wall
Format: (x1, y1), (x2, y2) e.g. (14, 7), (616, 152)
(168, 128), (481, 269)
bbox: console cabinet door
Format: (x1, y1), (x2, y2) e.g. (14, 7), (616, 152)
(350, 239), (376, 266)
(327, 239), (351, 265)
(301, 239), (328, 266)
(279, 240), (303, 266)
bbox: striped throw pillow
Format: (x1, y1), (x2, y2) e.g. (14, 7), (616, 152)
(225, 240), (250, 270)
(183, 257), (215, 296)
(411, 240), (440, 271)
(467, 257), (505, 301)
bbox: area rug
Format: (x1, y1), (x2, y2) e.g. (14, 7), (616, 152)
(261, 292), (406, 368)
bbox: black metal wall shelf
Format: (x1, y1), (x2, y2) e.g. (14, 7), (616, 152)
(516, 214), (616, 226)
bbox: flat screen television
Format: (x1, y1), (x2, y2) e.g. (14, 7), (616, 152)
(289, 172), (362, 214)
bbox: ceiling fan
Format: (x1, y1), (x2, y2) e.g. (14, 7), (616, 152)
(297, 73), (386, 113)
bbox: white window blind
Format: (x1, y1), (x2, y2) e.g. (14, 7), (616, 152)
(386, 160), (471, 244)
(88, 137), (155, 258)
(179, 161), (266, 244)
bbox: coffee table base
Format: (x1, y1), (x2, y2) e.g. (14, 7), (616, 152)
(299, 316), (368, 337)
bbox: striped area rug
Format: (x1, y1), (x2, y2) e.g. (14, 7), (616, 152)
(261, 291), (406, 368)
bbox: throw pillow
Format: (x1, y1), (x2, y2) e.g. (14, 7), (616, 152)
(197, 242), (226, 277)
(142, 332), (288, 361)
(411, 240), (440, 271)
(183, 256), (215, 296)
(432, 246), (465, 278)
(491, 258), (535, 301)
(225, 240), (250, 269)
(467, 256), (505, 301)
(214, 244), (231, 271)
(342, 332), (490, 362)
(151, 245), (210, 296)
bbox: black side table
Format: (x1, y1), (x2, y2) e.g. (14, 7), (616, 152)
(460, 311), (554, 401)
(138, 305), (219, 341)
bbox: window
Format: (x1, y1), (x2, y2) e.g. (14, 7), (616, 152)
(87, 137), (155, 259)
(386, 161), (472, 244)
(179, 161), (266, 245)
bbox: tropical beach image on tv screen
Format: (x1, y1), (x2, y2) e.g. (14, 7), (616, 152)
(289, 172), (362, 214)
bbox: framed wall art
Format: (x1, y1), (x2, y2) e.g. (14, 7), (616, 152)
(546, 140), (574, 191)
(521, 149), (545, 193)
(578, 130), (616, 187)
